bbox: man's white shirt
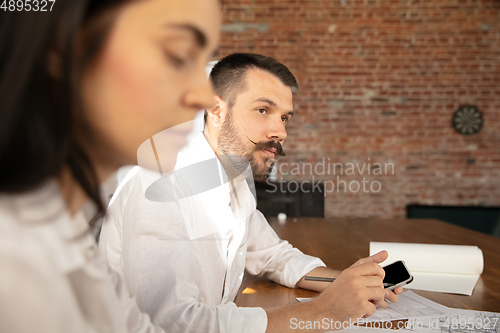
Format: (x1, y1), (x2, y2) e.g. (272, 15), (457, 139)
(99, 132), (325, 333)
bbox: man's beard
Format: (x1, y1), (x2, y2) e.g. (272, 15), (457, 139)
(217, 110), (285, 179)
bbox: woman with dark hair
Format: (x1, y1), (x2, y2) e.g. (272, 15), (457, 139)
(0, 0), (220, 331)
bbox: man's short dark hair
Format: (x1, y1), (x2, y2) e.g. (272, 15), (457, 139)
(205, 53), (298, 122)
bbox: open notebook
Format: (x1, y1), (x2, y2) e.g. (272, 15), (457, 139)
(370, 242), (484, 295)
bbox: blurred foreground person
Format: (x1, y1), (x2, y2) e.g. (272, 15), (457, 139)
(0, 0), (220, 331)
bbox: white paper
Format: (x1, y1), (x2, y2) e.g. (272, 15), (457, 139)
(405, 309), (500, 333)
(370, 242), (484, 295)
(296, 291), (455, 322)
(298, 291), (500, 333)
(364, 291), (456, 323)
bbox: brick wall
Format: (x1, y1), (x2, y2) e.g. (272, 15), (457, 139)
(219, 0), (500, 219)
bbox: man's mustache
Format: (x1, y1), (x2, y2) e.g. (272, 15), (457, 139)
(248, 138), (286, 157)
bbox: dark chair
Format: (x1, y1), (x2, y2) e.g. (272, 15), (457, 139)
(255, 180), (324, 218)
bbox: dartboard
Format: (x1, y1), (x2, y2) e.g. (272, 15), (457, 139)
(452, 105), (483, 135)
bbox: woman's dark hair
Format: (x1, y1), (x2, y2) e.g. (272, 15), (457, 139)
(0, 0), (130, 220)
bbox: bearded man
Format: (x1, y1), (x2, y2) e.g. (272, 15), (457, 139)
(100, 53), (400, 333)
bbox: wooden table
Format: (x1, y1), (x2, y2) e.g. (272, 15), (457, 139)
(234, 218), (500, 312)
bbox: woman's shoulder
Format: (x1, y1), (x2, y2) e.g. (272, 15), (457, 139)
(0, 186), (100, 333)
(0, 180), (66, 232)
(0, 194), (61, 281)
(0, 180), (94, 272)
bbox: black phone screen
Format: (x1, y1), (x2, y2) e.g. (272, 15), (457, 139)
(383, 261), (411, 285)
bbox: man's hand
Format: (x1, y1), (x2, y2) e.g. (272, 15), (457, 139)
(349, 250), (403, 303)
(311, 261), (386, 320)
(266, 261), (386, 332)
(265, 251), (403, 332)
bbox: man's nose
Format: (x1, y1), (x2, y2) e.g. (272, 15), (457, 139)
(266, 116), (287, 142)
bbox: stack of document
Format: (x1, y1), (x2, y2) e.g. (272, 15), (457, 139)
(354, 291), (499, 333)
(297, 291), (499, 333)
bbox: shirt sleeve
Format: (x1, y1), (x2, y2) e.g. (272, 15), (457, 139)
(109, 179), (268, 333)
(107, 263), (167, 333)
(244, 209), (326, 288)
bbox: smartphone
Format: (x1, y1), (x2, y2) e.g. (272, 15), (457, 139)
(382, 260), (413, 290)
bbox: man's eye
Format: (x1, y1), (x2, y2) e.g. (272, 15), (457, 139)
(282, 117), (288, 124)
(257, 108), (267, 115)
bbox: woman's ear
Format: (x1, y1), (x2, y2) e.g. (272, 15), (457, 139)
(206, 96), (226, 127)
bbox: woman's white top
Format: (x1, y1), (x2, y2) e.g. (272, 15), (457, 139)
(0, 180), (164, 333)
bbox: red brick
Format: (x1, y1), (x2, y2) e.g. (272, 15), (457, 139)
(219, 0), (500, 219)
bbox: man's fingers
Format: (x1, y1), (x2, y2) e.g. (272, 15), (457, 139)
(367, 287), (386, 303)
(363, 302), (378, 317)
(393, 287), (404, 295)
(349, 262), (385, 279)
(371, 295), (389, 308)
(352, 251), (389, 267)
(369, 250), (389, 264)
(361, 276), (384, 287)
(384, 288), (400, 303)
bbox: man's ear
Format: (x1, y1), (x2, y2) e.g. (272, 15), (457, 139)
(206, 96), (226, 127)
